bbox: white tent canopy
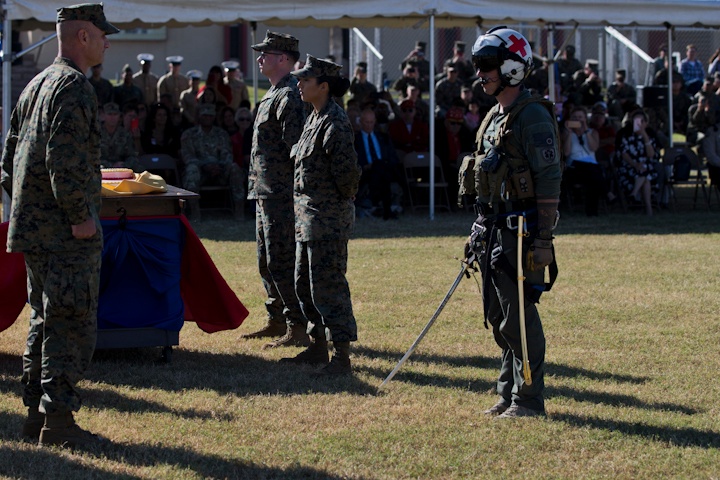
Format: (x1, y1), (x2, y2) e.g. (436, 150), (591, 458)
(5, 0), (720, 29)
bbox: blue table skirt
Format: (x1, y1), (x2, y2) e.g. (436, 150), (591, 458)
(98, 217), (184, 331)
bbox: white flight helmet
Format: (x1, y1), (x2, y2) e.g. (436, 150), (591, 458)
(471, 26), (533, 89)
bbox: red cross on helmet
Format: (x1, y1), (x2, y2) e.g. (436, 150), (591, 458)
(471, 26), (533, 88)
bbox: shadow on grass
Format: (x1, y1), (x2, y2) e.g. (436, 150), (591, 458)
(0, 413), (349, 479)
(191, 209), (720, 243)
(553, 412), (720, 449)
(547, 385), (697, 415)
(88, 348), (377, 400)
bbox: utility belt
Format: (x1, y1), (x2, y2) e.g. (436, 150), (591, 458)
(473, 200), (538, 230)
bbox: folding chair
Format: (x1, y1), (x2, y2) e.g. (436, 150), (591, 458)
(137, 154), (181, 186)
(662, 145), (709, 211)
(402, 152), (451, 212)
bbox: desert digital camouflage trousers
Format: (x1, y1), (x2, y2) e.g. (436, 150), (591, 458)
(256, 198), (304, 326)
(22, 250), (101, 414)
(295, 240), (357, 342)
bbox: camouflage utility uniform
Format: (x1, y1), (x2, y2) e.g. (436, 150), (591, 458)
(1, 57), (103, 416)
(100, 126), (139, 171)
(248, 73), (306, 330)
(292, 100), (361, 342)
(180, 124), (245, 201)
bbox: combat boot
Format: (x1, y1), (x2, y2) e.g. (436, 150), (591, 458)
(240, 319), (287, 339)
(21, 407), (44, 443)
(279, 337), (329, 365)
(262, 324), (311, 349)
(316, 341), (352, 375)
(39, 412), (106, 449)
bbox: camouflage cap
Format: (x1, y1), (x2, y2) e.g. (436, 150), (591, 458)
(103, 102), (120, 114)
(291, 54), (342, 79)
(198, 103), (216, 116)
(252, 31), (299, 56)
(56, 3), (120, 35)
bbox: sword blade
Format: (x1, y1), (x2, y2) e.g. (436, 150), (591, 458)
(379, 263), (469, 390)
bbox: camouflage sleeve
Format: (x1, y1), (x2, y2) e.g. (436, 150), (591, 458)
(180, 129), (198, 166)
(217, 129), (233, 165)
(0, 109), (19, 195)
(121, 129), (140, 171)
(324, 120), (361, 199)
(47, 79), (99, 225)
(518, 104), (562, 198)
(277, 91), (305, 152)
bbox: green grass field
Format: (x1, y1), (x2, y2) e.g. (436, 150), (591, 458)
(1, 198), (719, 478)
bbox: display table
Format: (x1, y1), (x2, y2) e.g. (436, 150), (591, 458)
(1, 186), (249, 359)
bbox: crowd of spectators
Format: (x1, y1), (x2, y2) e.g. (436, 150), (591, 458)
(88, 39), (720, 220)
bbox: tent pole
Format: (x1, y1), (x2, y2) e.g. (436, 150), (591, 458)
(2, 15), (12, 222)
(666, 23), (673, 148)
(428, 10), (435, 220)
(250, 22), (258, 109)
(547, 23), (556, 104)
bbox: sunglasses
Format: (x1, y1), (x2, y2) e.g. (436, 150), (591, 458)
(259, 51), (283, 59)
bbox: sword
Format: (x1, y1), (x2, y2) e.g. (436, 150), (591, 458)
(379, 256), (476, 390)
(517, 215), (532, 385)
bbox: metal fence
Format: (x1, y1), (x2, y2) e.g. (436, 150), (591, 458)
(349, 24), (720, 100)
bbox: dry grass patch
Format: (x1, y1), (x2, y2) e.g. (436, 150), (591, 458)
(1, 208), (719, 479)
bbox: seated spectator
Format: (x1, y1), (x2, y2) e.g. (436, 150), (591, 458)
(589, 102), (617, 164)
(141, 103), (180, 158)
(198, 65), (231, 107)
(89, 63), (113, 107)
(388, 99), (430, 153)
(443, 41), (474, 84)
(180, 103), (245, 220)
(405, 84), (430, 124)
(100, 102), (140, 172)
(575, 60), (603, 108)
(681, 44), (705, 95)
(470, 76), (497, 120)
(231, 107), (253, 169)
(349, 62), (377, 107)
(557, 45), (584, 97)
(435, 106), (474, 207)
(355, 109), (401, 219)
(464, 100), (481, 133)
(671, 74), (693, 134)
(701, 123), (720, 186)
(708, 47), (720, 77)
(526, 58), (549, 96)
(606, 69), (637, 118)
(435, 65), (463, 118)
(615, 109), (661, 216)
(180, 69), (202, 126)
(121, 103), (143, 154)
(346, 102), (362, 134)
(113, 64), (144, 111)
(393, 64), (420, 98)
(687, 85), (718, 145)
(561, 106), (609, 216)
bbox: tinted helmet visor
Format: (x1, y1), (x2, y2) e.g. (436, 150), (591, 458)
(472, 46), (501, 73)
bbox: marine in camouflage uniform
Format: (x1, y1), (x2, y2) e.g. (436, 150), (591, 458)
(466, 27), (561, 418)
(180, 103), (244, 218)
(434, 67), (463, 117)
(0, 3), (118, 446)
(242, 31), (308, 347)
(280, 55), (361, 375)
(99, 102), (140, 171)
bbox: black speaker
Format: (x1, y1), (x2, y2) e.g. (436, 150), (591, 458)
(637, 86), (668, 108)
